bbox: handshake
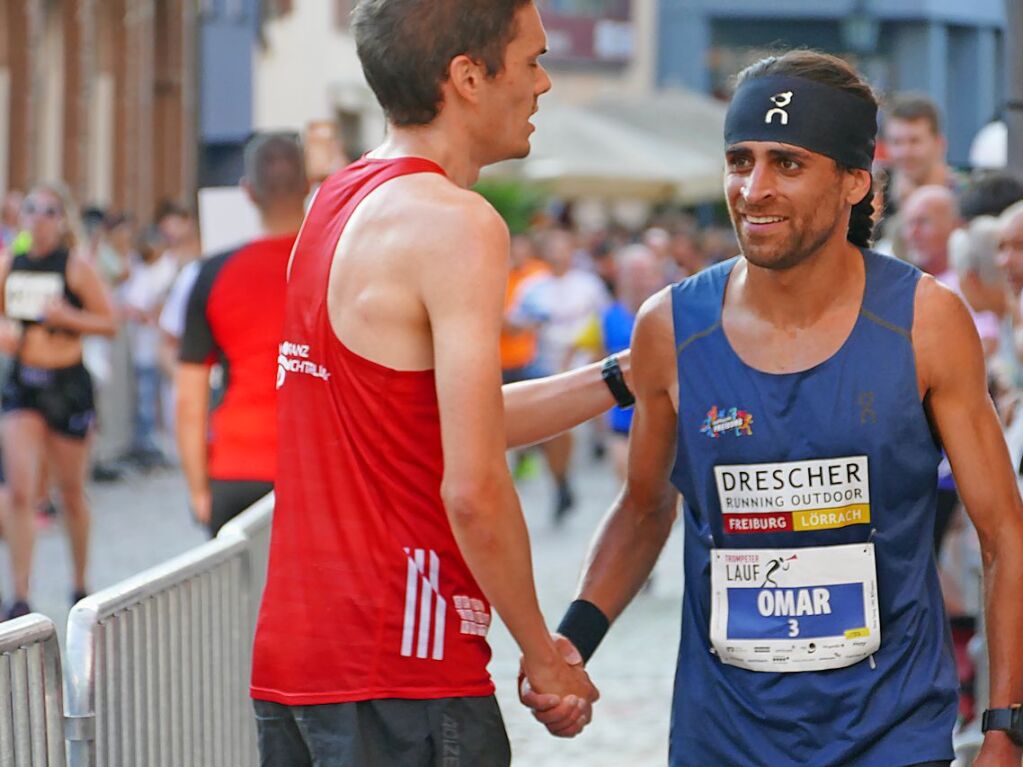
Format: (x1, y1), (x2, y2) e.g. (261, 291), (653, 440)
(518, 634), (600, 738)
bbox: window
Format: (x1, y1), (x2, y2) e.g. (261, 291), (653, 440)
(544, 0), (630, 20)
(540, 1), (633, 63)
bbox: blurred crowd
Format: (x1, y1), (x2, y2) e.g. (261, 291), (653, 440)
(0, 191), (202, 472)
(0, 93), (1021, 732)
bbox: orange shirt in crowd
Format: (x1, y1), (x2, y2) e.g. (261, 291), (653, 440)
(500, 258), (549, 371)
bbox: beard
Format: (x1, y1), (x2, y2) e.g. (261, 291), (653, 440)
(730, 196), (846, 272)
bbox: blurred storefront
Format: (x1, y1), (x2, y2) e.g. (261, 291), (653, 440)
(657, 0), (1007, 167)
(252, 0), (658, 163)
(0, 0), (199, 216)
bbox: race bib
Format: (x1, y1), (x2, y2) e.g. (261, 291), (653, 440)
(4, 272), (64, 321)
(709, 543), (880, 672)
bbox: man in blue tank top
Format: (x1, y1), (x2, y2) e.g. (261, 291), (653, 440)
(523, 51), (1023, 766)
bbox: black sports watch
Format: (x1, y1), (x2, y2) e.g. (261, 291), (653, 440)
(981, 705), (1023, 746)
(601, 354), (635, 409)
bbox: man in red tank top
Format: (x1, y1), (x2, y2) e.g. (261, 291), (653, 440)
(251, 3), (633, 765)
(175, 134), (308, 536)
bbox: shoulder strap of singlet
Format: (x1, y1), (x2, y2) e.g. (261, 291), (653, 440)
(672, 258), (737, 358)
(9, 252), (28, 271)
(289, 157), (446, 282)
(858, 249), (920, 341)
(342, 158), (446, 222)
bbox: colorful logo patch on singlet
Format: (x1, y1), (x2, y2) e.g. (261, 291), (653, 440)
(714, 456), (870, 535)
(701, 405), (753, 438)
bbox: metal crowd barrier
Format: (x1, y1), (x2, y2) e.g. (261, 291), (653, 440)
(952, 558), (987, 767)
(217, 492), (275, 624)
(214, 492), (274, 765)
(0, 614), (66, 767)
(63, 495), (273, 767)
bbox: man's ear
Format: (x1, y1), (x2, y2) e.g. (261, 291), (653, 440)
(847, 168), (873, 206)
(447, 54), (488, 106)
(241, 177), (259, 206)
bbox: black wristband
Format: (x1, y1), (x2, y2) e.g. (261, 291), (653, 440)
(556, 599), (610, 664)
(601, 354), (635, 408)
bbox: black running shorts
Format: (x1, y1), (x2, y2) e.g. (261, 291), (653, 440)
(254, 695), (511, 767)
(1, 362), (96, 440)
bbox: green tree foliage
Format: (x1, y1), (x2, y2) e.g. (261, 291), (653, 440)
(473, 180), (547, 236)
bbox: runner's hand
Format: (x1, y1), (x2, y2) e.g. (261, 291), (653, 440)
(0, 319), (21, 355)
(190, 489), (212, 526)
(41, 297), (81, 329)
(519, 634), (597, 737)
(973, 731), (1022, 767)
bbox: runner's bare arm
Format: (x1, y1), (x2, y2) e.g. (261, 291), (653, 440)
(0, 253), (10, 315)
(502, 351), (630, 448)
(573, 289), (678, 621)
(43, 252), (117, 336)
(420, 196), (598, 710)
(915, 277), (1023, 763)
(175, 362), (212, 525)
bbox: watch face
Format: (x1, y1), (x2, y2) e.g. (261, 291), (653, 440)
(984, 708), (1023, 746)
(1012, 708), (1023, 746)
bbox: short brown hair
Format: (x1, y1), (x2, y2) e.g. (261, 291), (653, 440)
(888, 94), (942, 135)
(352, 0), (531, 126)
(243, 133), (307, 205)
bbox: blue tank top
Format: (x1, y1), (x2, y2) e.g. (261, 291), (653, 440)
(669, 250), (957, 766)
(602, 301), (635, 433)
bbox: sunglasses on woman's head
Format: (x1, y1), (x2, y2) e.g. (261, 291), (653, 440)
(23, 202), (62, 218)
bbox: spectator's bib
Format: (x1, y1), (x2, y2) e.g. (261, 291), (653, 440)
(709, 543), (880, 672)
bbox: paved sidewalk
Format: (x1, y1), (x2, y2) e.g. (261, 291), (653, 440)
(492, 450), (683, 766)
(0, 440), (684, 765)
(0, 469), (206, 643)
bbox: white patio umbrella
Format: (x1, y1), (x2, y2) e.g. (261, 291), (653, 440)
(589, 88), (729, 160)
(484, 101), (724, 203)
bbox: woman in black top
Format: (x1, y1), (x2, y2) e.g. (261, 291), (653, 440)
(0, 182), (116, 619)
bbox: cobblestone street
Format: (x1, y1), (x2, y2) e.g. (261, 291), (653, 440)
(0, 438), (684, 766)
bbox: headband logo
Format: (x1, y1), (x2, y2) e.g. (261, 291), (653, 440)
(765, 91), (793, 126)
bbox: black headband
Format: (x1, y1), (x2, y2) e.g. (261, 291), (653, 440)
(724, 74), (878, 171)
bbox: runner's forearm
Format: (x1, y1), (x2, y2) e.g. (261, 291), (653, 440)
(53, 307), (117, 337)
(575, 488), (676, 625)
(503, 355), (628, 448)
(982, 521), (1023, 708)
(175, 365), (210, 500)
(443, 472), (559, 665)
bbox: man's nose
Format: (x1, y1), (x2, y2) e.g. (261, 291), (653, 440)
(742, 165), (775, 205)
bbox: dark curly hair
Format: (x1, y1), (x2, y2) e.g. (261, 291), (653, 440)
(736, 51), (879, 248)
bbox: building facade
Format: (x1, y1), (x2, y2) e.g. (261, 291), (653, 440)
(198, 0), (260, 187)
(250, 0), (657, 163)
(657, 0), (1007, 166)
(0, 0), (199, 217)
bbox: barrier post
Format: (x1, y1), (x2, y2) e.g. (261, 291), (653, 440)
(0, 613), (67, 767)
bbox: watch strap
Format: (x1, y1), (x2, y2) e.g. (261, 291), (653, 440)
(983, 708), (1015, 732)
(601, 355), (635, 408)
(982, 706), (1023, 746)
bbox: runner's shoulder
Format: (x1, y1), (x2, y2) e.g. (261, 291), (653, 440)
(636, 286), (674, 331)
(913, 273), (975, 337)
(912, 272), (984, 386)
(402, 176), (504, 232)
(631, 287), (676, 387)
(382, 177), (508, 256)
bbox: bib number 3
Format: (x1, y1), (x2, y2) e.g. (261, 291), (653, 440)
(709, 543), (881, 672)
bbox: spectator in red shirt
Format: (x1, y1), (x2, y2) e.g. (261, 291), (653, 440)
(175, 133), (308, 535)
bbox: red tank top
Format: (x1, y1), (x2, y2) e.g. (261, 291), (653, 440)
(250, 158), (495, 705)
